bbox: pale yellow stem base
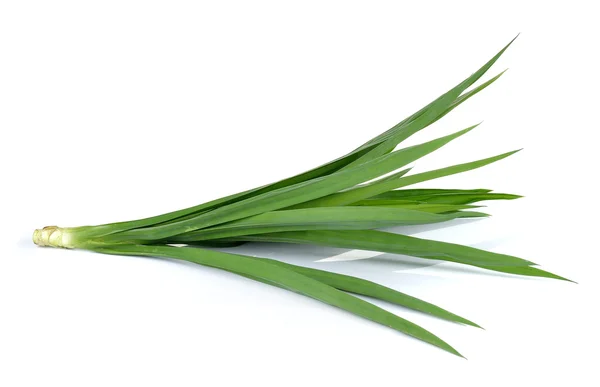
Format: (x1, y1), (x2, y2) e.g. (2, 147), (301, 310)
(32, 226), (74, 248)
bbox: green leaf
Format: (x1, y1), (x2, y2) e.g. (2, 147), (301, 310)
(239, 258), (481, 328)
(365, 192), (521, 205)
(354, 202), (484, 214)
(169, 206), (480, 242)
(373, 188), (493, 199)
(410, 193), (521, 205)
(94, 244), (464, 357)
(227, 230), (535, 268)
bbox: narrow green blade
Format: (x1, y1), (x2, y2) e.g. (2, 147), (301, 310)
(373, 189), (493, 199)
(238, 258), (480, 328)
(410, 193), (521, 205)
(228, 230), (535, 268)
(170, 206), (479, 242)
(94, 244), (463, 356)
(385, 150), (521, 190)
(365, 192), (521, 206)
(353, 202), (484, 214)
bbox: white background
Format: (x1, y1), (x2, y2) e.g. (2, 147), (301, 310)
(1, 1), (599, 386)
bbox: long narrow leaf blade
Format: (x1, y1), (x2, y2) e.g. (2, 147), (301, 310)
(386, 150), (521, 190)
(374, 188), (493, 199)
(353, 202), (484, 214)
(364, 192), (521, 206)
(234, 258), (480, 328)
(94, 244), (463, 356)
(410, 193), (522, 205)
(170, 207), (480, 242)
(263, 259), (481, 327)
(228, 230), (535, 268)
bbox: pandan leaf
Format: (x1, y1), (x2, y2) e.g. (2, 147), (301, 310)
(235, 260), (481, 328)
(224, 230), (536, 268)
(169, 207), (481, 242)
(95, 244), (464, 357)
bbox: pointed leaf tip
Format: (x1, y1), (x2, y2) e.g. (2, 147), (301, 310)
(457, 122), (482, 136)
(506, 34), (520, 48)
(506, 149), (523, 157)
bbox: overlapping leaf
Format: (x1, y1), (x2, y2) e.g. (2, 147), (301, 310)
(170, 207), (484, 242)
(225, 230), (536, 269)
(107, 126), (477, 241)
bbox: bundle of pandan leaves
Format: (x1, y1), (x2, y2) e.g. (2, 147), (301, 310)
(33, 36), (569, 357)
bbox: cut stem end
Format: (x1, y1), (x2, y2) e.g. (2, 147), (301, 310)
(33, 226), (74, 248)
